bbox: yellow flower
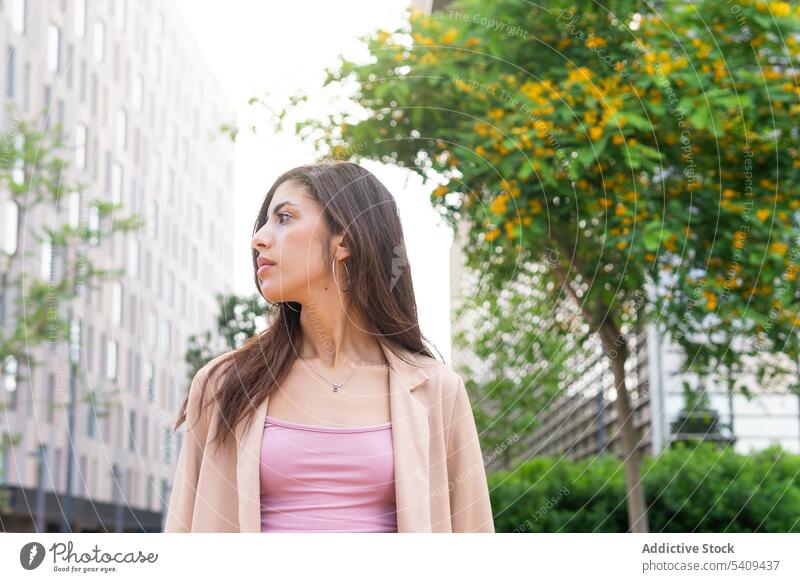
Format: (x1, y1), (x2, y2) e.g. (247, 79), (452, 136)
(616, 240), (628, 250)
(454, 79), (474, 93)
(769, 2), (791, 17)
(485, 227), (500, 242)
(756, 208), (771, 222)
(490, 192), (509, 215)
(590, 126), (603, 141)
(433, 185), (448, 198)
(488, 108), (505, 121)
(771, 242), (789, 255)
(441, 28), (457, 44)
(418, 52), (438, 65)
(504, 221), (517, 239)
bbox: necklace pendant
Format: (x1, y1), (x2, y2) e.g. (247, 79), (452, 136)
(332, 383), (343, 393)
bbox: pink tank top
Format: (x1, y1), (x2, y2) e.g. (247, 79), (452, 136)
(259, 415), (398, 532)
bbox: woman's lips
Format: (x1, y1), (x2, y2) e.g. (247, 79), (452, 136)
(257, 264), (276, 278)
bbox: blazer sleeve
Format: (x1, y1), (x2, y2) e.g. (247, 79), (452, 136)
(163, 365), (213, 533)
(445, 375), (495, 532)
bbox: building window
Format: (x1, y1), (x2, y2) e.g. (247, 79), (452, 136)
(47, 23), (61, 72)
(111, 281), (122, 325)
(128, 236), (139, 277)
(40, 234), (53, 281)
(6, 46), (15, 98)
(111, 161), (123, 203)
(128, 410), (136, 451)
(168, 271), (175, 307)
(88, 204), (99, 245)
(93, 19), (105, 62)
(114, 0), (126, 31)
(126, 348), (133, 393)
(85, 324), (94, 372)
(74, 0), (86, 37)
(2, 356), (18, 411)
(143, 250), (151, 288)
(22, 63), (30, 110)
(115, 109), (127, 151)
(168, 169), (175, 204)
(0, 438), (10, 483)
(133, 73), (143, 111)
(79, 59), (87, 101)
(151, 47), (161, 80)
(145, 362), (155, 402)
(162, 429), (172, 463)
(74, 123), (87, 169)
(148, 310), (157, 348)
(106, 338), (117, 381)
(148, 200), (159, 239)
(142, 416), (149, 457)
(47, 373), (55, 423)
(2, 199), (19, 255)
(168, 122), (177, 156)
(68, 191), (81, 229)
(161, 320), (171, 355)
(79, 455), (87, 495)
(11, 0), (25, 34)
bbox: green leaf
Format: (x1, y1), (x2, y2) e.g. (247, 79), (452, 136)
(518, 161), (534, 180)
(624, 112), (654, 131)
(643, 223), (667, 252)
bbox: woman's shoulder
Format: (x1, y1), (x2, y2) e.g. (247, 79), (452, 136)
(188, 351), (236, 405)
(409, 352), (468, 402)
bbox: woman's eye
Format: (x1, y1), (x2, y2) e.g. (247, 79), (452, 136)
(277, 212), (291, 224)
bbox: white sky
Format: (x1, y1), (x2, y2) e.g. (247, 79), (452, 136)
(173, 0), (454, 362)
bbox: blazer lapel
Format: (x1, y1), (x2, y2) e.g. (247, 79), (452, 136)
(234, 341), (431, 533)
(379, 340), (432, 533)
(235, 391), (270, 533)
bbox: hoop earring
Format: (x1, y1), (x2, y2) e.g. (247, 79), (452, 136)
(332, 256), (351, 292)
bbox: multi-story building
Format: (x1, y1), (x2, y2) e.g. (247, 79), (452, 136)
(0, 0), (235, 531)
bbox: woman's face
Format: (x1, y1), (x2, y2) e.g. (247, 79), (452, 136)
(251, 180), (345, 304)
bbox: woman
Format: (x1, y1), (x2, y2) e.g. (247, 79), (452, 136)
(164, 161), (494, 533)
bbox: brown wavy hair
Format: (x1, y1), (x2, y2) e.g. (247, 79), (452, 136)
(174, 160), (440, 453)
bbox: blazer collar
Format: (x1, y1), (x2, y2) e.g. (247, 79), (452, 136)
(234, 340), (432, 533)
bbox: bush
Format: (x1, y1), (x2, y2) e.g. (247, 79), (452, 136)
(488, 443), (800, 532)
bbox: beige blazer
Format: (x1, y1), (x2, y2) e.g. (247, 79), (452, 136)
(163, 340), (495, 533)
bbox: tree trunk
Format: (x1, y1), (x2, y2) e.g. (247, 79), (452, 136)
(598, 318), (650, 533)
(547, 242), (650, 533)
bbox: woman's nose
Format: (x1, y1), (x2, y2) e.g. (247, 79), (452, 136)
(252, 225), (272, 250)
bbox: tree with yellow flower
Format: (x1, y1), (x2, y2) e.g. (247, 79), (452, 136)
(273, 0), (800, 533)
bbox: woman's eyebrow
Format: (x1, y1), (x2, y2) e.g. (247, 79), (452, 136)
(271, 200), (298, 215)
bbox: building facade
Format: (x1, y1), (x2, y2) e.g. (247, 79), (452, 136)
(0, 0), (235, 531)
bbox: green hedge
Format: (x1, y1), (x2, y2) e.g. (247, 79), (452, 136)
(488, 443), (800, 532)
